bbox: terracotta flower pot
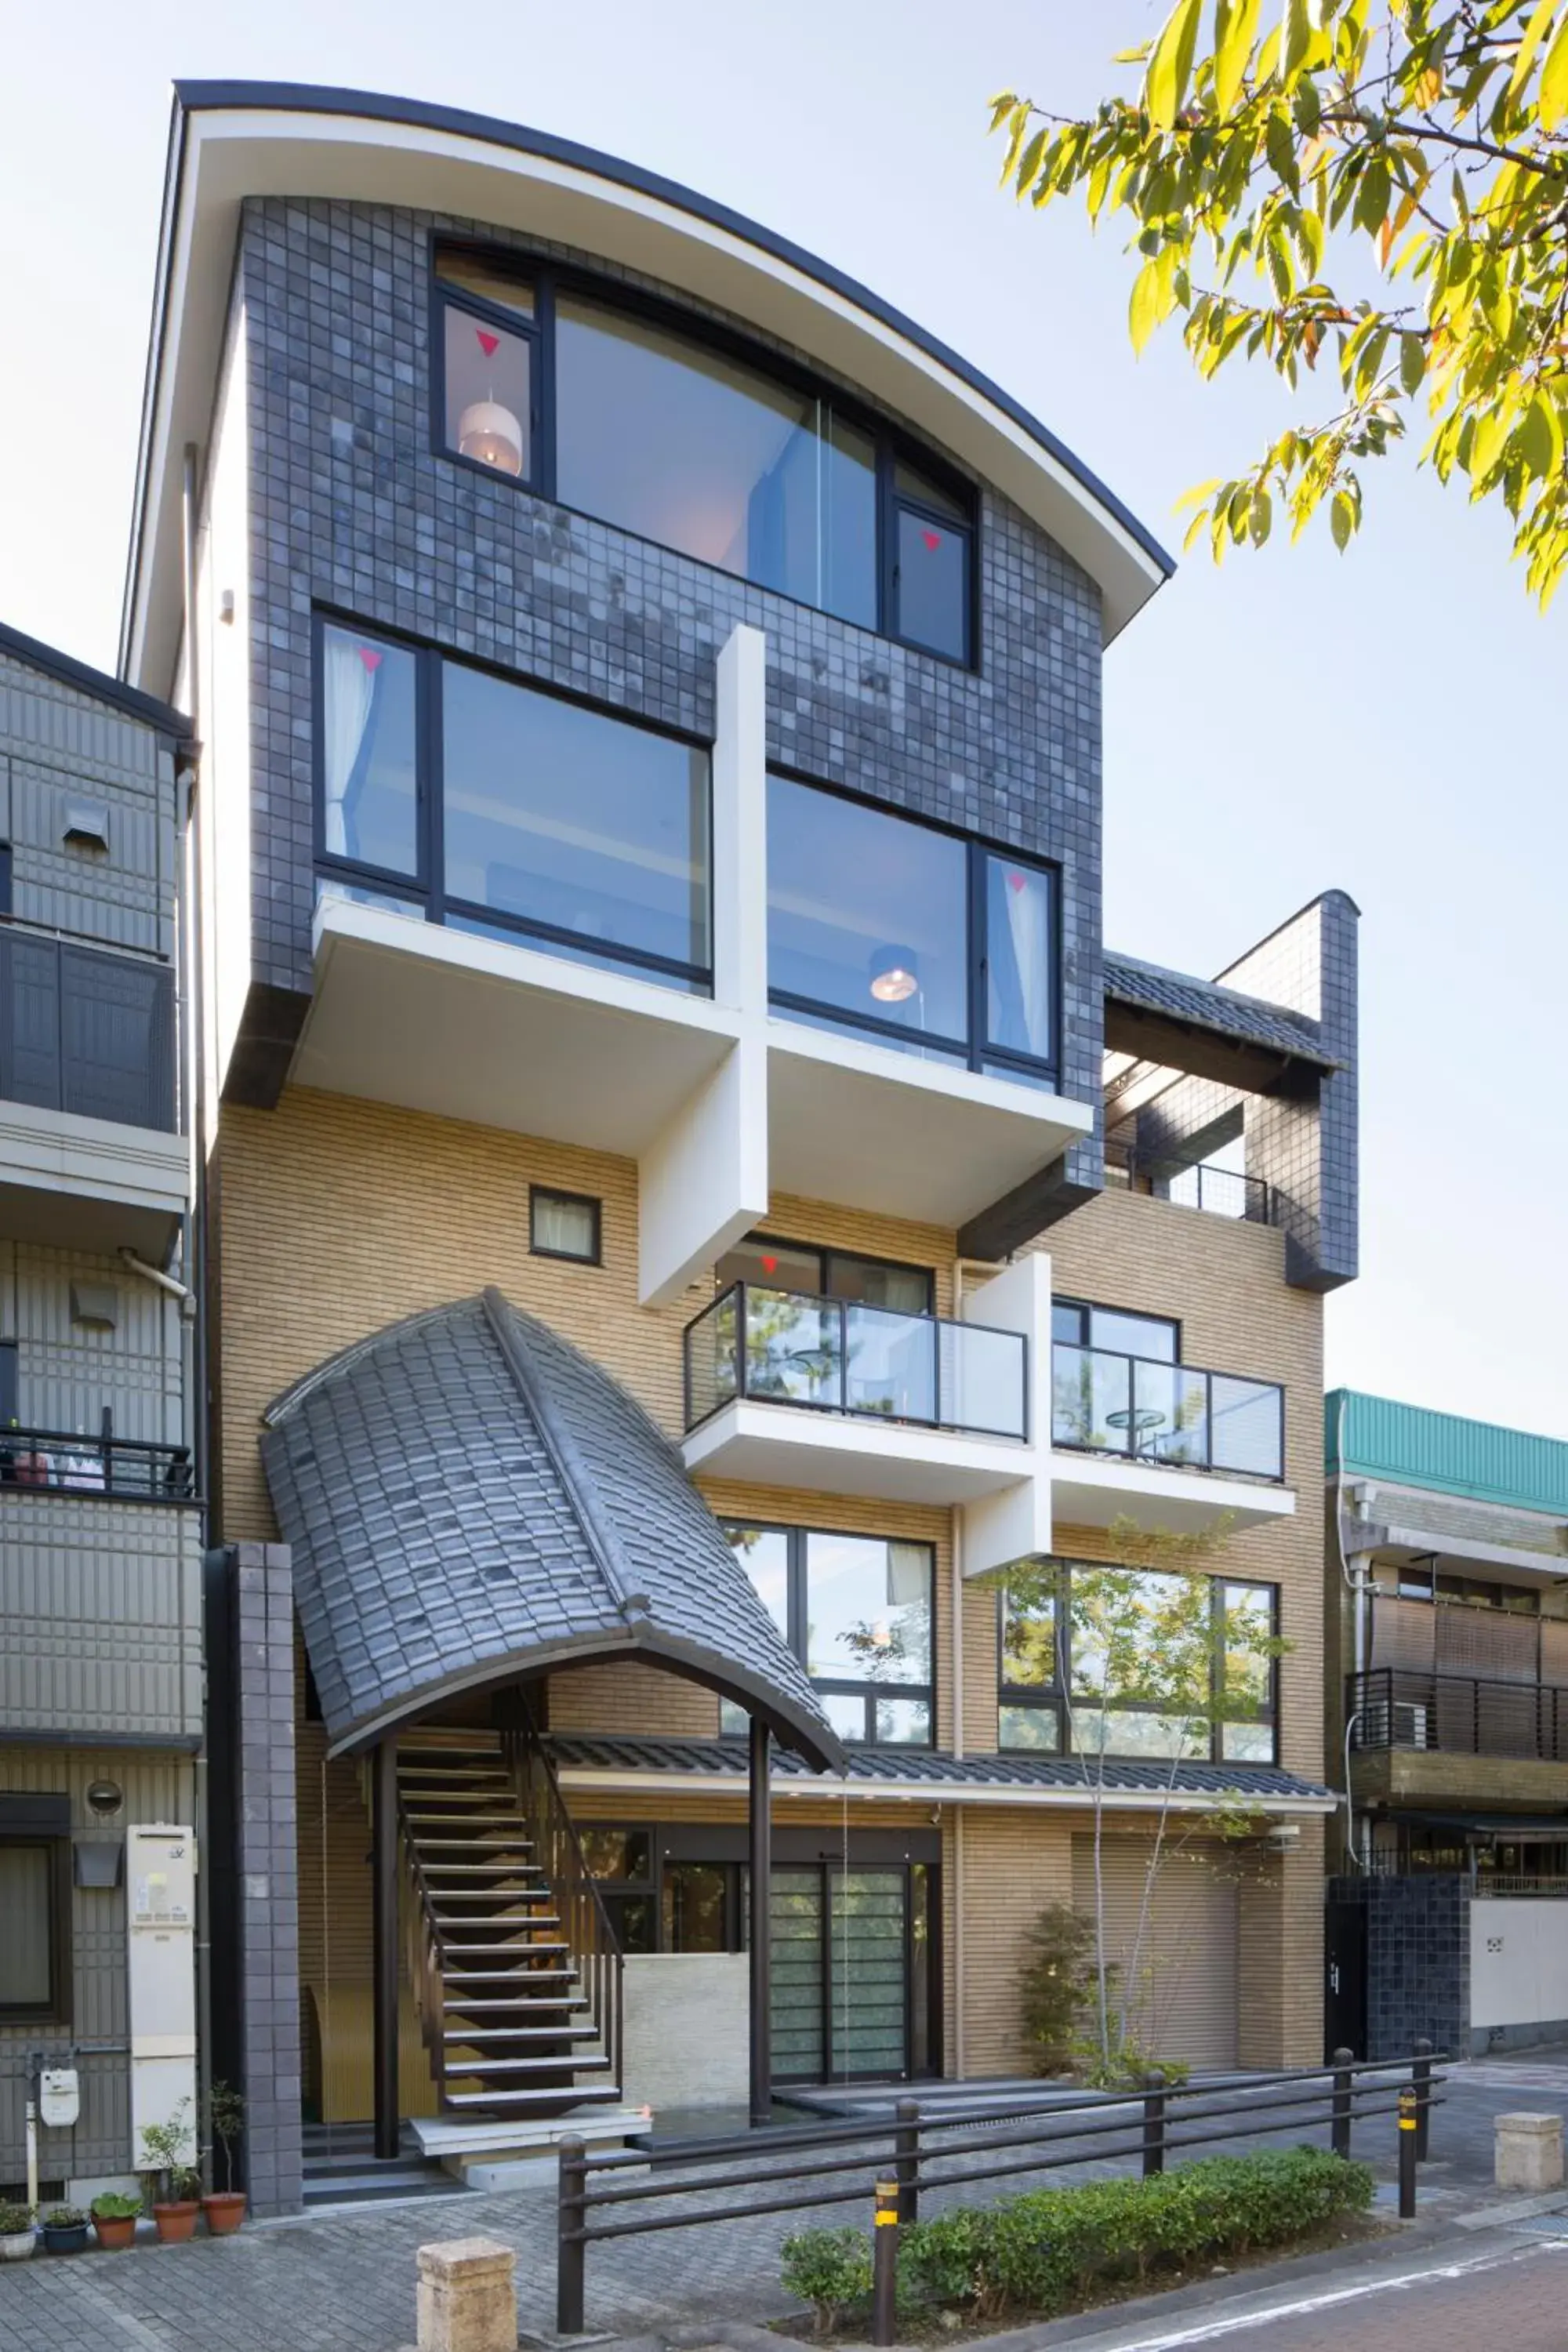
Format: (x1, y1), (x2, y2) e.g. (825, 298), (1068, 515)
(151, 2201), (200, 2244)
(92, 2213), (138, 2251)
(201, 2194), (245, 2237)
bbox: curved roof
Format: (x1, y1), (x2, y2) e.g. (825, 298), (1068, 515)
(122, 81), (1172, 689)
(260, 1288), (844, 1769)
(1103, 951), (1336, 1068)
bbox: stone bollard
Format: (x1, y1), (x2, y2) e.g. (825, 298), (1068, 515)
(1494, 2112), (1565, 2194)
(416, 2238), (517, 2352)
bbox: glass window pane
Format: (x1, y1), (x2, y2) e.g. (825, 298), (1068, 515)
(715, 1238), (824, 1296)
(1002, 1583), (1057, 1690)
(443, 302), (532, 478)
(1052, 1341), (1133, 1451)
(1069, 1566), (1196, 1700)
(824, 1253), (933, 1316)
(1088, 1308), (1178, 1362)
(895, 505), (968, 661)
(579, 1828), (652, 1882)
(870, 1693), (931, 1745)
(1051, 1301), (1087, 1345)
(742, 1287), (843, 1407)
(1221, 1719), (1275, 1762)
(805, 1534), (931, 1686)
(555, 294), (877, 622)
(724, 1526), (791, 1644)
(820, 1690), (869, 1742)
(985, 856), (1054, 1065)
(442, 664), (710, 973)
(894, 455), (969, 522)
(767, 774), (968, 1046)
(940, 1322), (1027, 1440)
(662, 1862), (732, 1953)
(844, 1305), (936, 1422)
(531, 1191), (598, 1260)
(1143, 1363), (1210, 1467)
(0, 1845), (52, 2007)
(1210, 1376), (1283, 1477)
(999, 1704), (1061, 1752)
(603, 1893), (656, 1953)
(321, 624), (419, 873)
(1224, 1584), (1274, 1719)
(1075, 1708), (1208, 1761)
(435, 251), (536, 318)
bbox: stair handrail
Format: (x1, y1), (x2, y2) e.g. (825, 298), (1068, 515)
(500, 1714), (623, 2099)
(397, 1783), (448, 2100)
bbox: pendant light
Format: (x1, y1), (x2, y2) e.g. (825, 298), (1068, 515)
(868, 944), (920, 1004)
(458, 397), (525, 475)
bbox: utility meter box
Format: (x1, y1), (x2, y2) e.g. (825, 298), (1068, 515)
(38, 2068), (80, 2129)
(127, 1824), (197, 2162)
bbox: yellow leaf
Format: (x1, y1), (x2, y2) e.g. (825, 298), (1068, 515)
(1174, 476), (1225, 511)
(1508, 0), (1559, 106)
(1541, 13), (1568, 128)
(1215, 0), (1264, 111)
(1145, 0), (1202, 129)
(1130, 259), (1164, 354)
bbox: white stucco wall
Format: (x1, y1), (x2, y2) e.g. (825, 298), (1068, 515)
(621, 1953), (749, 2113)
(1472, 1899), (1568, 2030)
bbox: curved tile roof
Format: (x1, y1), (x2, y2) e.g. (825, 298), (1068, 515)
(1103, 952), (1335, 1068)
(260, 1289), (844, 1769)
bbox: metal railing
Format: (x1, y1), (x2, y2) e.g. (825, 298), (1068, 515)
(1349, 1668), (1568, 1762)
(1051, 1344), (1284, 1480)
(502, 1717), (622, 2103)
(684, 1281), (1028, 1442)
(401, 1810), (450, 2104)
(0, 922), (176, 1132)
(1105, 1142), (1272, 1225)
(555, 2045), (1443, 2332)
(0, 1421), (194, 1500)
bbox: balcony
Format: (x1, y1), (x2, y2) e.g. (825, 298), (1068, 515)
(1348, 1666), (1568, 1810)
(1049, 1341), (1294, 1534)
(0, 923), (186, 1254)
(1104, 1142), (1273, 1224)
(0, 1424), (194, 1501)
(681, 1280), (1033, 1507)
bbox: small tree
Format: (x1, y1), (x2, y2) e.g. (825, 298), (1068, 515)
(139, 2101), (200, 2205)
(1018, 1900), (1100, 2075)
(209, 2082), (245, 2195)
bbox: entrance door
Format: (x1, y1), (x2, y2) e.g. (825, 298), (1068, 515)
(1324, 1899), (1368, 2060)
(771, 1864), (937, 2082)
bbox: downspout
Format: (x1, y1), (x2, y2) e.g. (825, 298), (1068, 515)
(1333, 1389), (1375, 1871)
(181, 440), (214, 2180)
(951, 1256), (967, 2079)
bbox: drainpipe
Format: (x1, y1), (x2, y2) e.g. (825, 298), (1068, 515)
(181, 441), (214, 2183)
(948, 1256), (1004, 2079)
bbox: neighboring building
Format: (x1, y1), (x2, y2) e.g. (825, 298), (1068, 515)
(1325, 1391), (1568, 2060)
(0, 622), (198, 2205)
(111, 83), (1357, 2212)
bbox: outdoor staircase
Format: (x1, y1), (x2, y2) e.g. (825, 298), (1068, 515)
(398, 1727), (623, 2121)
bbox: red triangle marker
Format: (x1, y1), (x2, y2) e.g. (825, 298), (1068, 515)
(476, 328), (500, 358)
(358, 648), (383, 673)
(921, 529), (942, 553)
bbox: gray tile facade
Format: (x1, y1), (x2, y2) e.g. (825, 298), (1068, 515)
(235, 196), (1105, 1204)
(1330, 1872), (1469, 2062)
(227, 1542), (303, 2217)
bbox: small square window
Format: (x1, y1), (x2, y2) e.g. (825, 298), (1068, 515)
(530, 1187), (601, 1265)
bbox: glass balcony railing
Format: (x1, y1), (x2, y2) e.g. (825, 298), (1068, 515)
(683, 1283), (1027, 1442)
(1051, 1342), (1284, 1481)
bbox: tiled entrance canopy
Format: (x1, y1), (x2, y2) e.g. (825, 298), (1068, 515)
(260, 1287), (844, 1769)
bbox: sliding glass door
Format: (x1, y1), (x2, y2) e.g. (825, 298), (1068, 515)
(770, 1862), (937, 2083)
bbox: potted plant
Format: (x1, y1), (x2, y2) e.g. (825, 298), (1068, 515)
(0, 2201), (34, 2261)
(139, 2104), (201, 2243)
(89, 2191), (143, 2251)
(41, 2205), (90, 2256)
(201, 2082), (247, 2235)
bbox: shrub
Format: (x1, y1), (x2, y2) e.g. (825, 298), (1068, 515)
(779, 2227), (873, 2336)
(0, 2202), (34, 2236)
(42, 2207), (88, 2229)
(1018, 1902), (1098, 2077)
(89, 2193), (143, 2221)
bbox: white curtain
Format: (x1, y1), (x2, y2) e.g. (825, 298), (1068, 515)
(1001, 866), (1051, 1058)
(321, 634), (379, 858)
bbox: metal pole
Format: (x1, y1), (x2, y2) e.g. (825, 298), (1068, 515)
(895, 2096), (921, 2223)
(372, 1737), (400, 2162)
(873, 2178), (900, 2348)
(1330, 2046), (1354, 2161)
(1412, 2040), (1432, 2162)
(1398, 2088), (1418, 2218)
(749, 1715), (773, 2127)
(557, 2135), (587, 2336)
(1142, 2074), (1167, 2177)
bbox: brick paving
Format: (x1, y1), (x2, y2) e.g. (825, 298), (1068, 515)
(0, 2067), (1553, 2352)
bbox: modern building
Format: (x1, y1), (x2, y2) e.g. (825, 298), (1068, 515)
(1325, 1391), (1568, 2060)
(0, 621), (200, 2206)
(108, 82), (1356, 2213)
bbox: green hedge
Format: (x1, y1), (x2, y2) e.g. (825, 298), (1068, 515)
(781, 2145), (1374, 2332)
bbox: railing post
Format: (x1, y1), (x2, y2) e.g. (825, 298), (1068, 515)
(872, 2178), (900, 2349)
(1330, 2046), (1355, 2161)
(1413, 2041), (1432, 2162)
(557, 2136), (588, 2336)
(1398, 2089), (1418, 2217)
(895, 2096), (921, 2223)
(1142, 2072), (1167, 2178)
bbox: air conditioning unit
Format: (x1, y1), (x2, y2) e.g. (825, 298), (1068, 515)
(1393, 1703), (1429, 1748)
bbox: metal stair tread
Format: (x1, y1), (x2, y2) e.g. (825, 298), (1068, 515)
(445, 2053), (613, 2078)
(441, 2085), (623, 2111)
(444, 2024), (599, 2042)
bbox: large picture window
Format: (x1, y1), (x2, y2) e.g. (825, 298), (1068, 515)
(434, 247), (975, 666)
(0, 1806), (71, 2024)
(998, 1561), (1278, 1765)
(722, 1524), (935, 1747)
(315, 616), (711, 993)
(767, 774), (1059, 1079)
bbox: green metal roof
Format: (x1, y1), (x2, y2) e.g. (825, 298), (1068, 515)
(1326, 1389), (1568, 1519)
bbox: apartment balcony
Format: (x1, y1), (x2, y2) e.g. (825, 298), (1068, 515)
(1348, 1668), (1568, 1812)
(1103, 1142), (1274, 1225)
(1049, 1341), (1294, 1534)
(680, 1280), (1031, 1506)
(0, 1427), (203, 1741)
(0, 922), (186, 1256)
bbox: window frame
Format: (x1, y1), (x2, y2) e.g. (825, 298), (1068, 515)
(996, 1559), (1279, 1765)
(311, 608), (716, 993)
(765, 766), (1062, 1083)
(715, 1232), (936, 1319)
(721, 1520), (937, 1750)
(430, 239), (980, 670)
(0, 1818), (72, 2026)
(529, 1185), (604, 1267)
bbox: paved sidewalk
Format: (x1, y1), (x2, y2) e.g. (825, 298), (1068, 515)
(0, 2063), (1556, 2352)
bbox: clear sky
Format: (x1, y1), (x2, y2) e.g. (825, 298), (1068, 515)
(2, 1), (1561, 1438)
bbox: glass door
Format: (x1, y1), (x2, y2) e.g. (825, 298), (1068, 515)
(769, 1863), (937, 2083)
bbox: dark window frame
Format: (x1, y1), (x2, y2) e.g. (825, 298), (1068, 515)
(529, 1185), (604, 1266)
(310, 607), (715, 993)
(1051, 1294), (1183, 1359)
(721, 1519), (937, 1750)
(430, 239), (980, 671)
(0, 1339), (16, 1428)
(996, 1559), (1279, 1766)
(0, 1830), (72, 2026)
(716, 1231), (936, 1319)
(766, 765), (1062, 1083)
